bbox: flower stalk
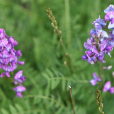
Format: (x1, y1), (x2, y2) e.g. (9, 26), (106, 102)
(46, 8), (73, 73)
(69, 86), (76, 114)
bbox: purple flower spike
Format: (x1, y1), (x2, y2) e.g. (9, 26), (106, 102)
(90, 73), (101, 86)
(104, 4), (114, 13)
(13, 86), (26, 97)
(14, 70), (26, 84)
(103, 81), (114, 94)
(0, 28), (26, 97)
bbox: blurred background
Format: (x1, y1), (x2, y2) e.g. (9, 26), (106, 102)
(0, 0), (114, 114)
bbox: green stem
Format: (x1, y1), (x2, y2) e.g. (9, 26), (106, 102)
(98, 62), (104, 88)
(65, 0), (71, 47)
(98, 62), (105, 114)
(59, 35), (71, 73)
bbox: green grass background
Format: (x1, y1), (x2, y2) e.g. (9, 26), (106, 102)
(0, 0), (114, 114)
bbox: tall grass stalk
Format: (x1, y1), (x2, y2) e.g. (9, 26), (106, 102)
(65, 0), (71, 48)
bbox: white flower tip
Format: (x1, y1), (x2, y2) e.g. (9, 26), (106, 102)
(103, 65), (112, 70)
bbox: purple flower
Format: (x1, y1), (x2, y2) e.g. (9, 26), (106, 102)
(84, 39), (93, 49)
(90, 29), (96, 37)
(93, 16), (106, 29)
(105, 11), (114, 29)
(105, 45), (113, 52)
(100, 40), (109, 51)
(107, 31), (114, 46)
(90, 73), (101, 85)
(105, 11), (114, 21)
(82, 55), (88, 60)
(104, 4), (114, 13)
(0, 38), (8, 47)
(85, 50), (94, 57)
(14, 70), (26, 85)
(13, 86), (26, 97)
(98, 55), (105, 62)
(0, 72), (6, 77)
(15, 50), (22, 57)
(103, 81), (114, 94)
(90, 45), (99, 54)
(8, 36), (18, 46)
(0, 72), (10, 78)
(88, 56), (97, 64)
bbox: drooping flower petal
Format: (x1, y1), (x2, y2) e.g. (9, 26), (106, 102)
(103, 81), (111, 92)
(13, 86), (26, 98)
(14, 70), (26, 84)
(88, 56), (97, 64)
(18, 61), (25, 65)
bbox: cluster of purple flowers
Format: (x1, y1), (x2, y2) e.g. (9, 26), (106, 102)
(0, 28), (26, 97)
(82, 5), (114, 94)
(82, 5), (114, 64)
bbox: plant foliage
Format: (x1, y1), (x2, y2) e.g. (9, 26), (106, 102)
(0, 0), (114, 114)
